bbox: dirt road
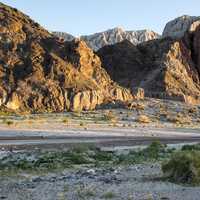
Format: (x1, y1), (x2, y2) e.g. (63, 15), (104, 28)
(0, 127), (199, 150)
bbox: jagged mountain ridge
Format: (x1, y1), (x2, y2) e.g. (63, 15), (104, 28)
(53, 27), (160, 51)
(54, 15), (200, 51)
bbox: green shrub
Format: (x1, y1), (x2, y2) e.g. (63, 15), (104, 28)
(79, 122), (84, 126)
(92, 151), (113, 162)
(62, 118), (69, 124)
(5, 120), (14, 126)
(182, 144), (200, 151)
(162, 151), (200, 185)
(144, 140), (166, 159)
(102, 191), (116, 199)
(115, 141), (167, 165)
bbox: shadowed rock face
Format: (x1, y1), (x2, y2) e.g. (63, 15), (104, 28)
(0, 3), (134, 112)
(97, 34), (200, 104)
(189, 26), (200, 76)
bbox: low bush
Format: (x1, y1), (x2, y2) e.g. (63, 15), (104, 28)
(162, 151), (200, 185)
(102, 191), (116, 199)
(182, 144), (200, 151)
(102, 111), (117, 122)
(116, 141), (167, 164)
(136, 115), (151, 123)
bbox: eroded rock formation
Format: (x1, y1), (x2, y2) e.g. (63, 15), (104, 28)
(0, 3), (134, 112)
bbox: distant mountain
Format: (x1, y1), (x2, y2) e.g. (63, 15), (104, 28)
(53, 27), (160, 51)
(52, 32), (75, 41)
(162, 15), (200, 38)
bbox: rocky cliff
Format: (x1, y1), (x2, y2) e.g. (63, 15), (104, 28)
(0, 3), (134, 113)
(162, 15), (200, 38)
(97, 31), (200, 104)
(53, 27), (160, 51)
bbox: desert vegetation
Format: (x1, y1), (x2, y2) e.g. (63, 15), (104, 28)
(1, 142), (200, 187)
(0, 141), (176, 175)
(162, 144), (200, 185)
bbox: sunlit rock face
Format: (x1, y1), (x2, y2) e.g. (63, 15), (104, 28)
(162, 15), (200, 38)
(0, 3), (134, 112)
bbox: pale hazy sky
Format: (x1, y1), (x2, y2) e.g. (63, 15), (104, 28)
(1, 0), (200, 36)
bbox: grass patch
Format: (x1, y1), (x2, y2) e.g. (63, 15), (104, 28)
(102, 191), (116, 199)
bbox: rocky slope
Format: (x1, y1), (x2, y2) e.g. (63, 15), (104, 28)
(53, 27), (160, 51)
(162, 15), (200, 38)
(0, 3), (134, 113)
(97, 29), (200, 104)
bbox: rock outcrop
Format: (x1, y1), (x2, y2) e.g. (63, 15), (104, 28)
(53, 27), (160, 51)
(0, 3), (134, 112)
(162, 15), (200, 38)
(97, 34), (200, 104)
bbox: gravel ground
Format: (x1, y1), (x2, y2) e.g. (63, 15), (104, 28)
(0, 163), (200, 200)
(0, 98), (199, 200)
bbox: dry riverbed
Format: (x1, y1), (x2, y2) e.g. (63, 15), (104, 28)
(0, 98), (199, 200)
(0, 142), (200, 200)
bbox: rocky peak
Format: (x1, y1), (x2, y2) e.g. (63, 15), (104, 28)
(162, 15), (200, 38)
